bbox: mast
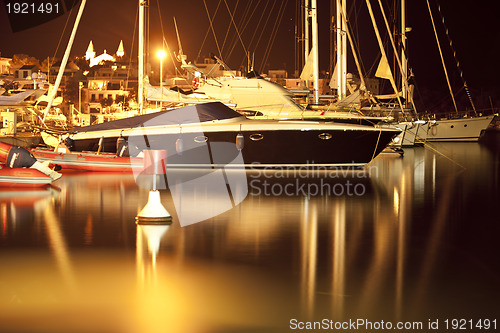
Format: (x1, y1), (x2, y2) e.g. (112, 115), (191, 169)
(426, 0), (457, 112)
(401, 0), (407, 105)
(138, 0), (145, 114)
(43, 0), (86, 121)
(304, 0), (309, 67)
(336, 0), (347, 100)
(311, 0), (319, 104)
(304, 0), (310, 101)
(365, 0), (405, 113)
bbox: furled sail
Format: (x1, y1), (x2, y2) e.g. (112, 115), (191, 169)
(300, 50), (314, 81)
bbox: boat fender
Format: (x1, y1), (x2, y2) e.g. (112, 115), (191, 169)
(236, 133), (244, 151)
(116, 136), (129, 157)
(176, 138), (184, 155)
(6, 146), (37, 168)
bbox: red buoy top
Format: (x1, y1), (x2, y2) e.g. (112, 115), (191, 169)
(142, 149), (167, 175)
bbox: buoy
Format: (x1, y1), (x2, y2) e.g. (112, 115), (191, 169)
(136, 149), (172, 224)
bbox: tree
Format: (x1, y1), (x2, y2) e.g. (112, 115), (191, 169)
(40, 57), (57, 72)
(12, 54), (40, 67)
(63, 77), (79, 105)
(99, 96), (114, 109)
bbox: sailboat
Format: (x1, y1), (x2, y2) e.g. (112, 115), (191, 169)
(411, 0), (496, 142)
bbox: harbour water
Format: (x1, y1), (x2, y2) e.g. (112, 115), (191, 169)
(1, 142), (499, 333)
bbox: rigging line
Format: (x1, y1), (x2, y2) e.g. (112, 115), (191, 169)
(219, 0), (239, 56)
(222, 0), (249, 63)
(155, 0), (166, 47)
(260, 1), (286, 74)
(153, 0), (181, 76)
(52, 1), (76, 60)
(202, 0), (223, 59)
(426, 0), (458, 113)
(435, 0), (477, 115)
(376, 0), (417, 116)
(227, 0), (260, 63)
(256, 0), (279, 73)
(337, 0), (367, 91)
(246, 0), (270, 56)
(350, 0), (370, 78)
(197, 0), (222, 62)
(365, 0), (405, 113)
(126, 4), (139, 90)
(258, 0), (281, 73)
(225, 0), (249, 63)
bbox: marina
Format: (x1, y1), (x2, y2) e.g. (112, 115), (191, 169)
(1, 0), (500, 331)
(0, 142), (498, 332)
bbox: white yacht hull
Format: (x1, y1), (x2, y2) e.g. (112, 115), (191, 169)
(423, 115), (495, 142)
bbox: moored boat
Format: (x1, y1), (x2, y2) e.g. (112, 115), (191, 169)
(56, 102), (400, 169)
(0, 165), (53, 188)
(422, 115), (496, 142)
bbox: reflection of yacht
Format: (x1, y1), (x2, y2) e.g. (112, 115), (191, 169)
(61, 102), (400, 168)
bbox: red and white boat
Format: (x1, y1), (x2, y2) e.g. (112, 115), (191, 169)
(0, 165), (53, 188)
(0, 142), (141, 173)
(31, 147), (142, 172)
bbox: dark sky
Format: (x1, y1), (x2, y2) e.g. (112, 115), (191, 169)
(1, 0), (500, 95)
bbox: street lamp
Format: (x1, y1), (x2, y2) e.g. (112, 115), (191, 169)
(157, 49), (165, 108)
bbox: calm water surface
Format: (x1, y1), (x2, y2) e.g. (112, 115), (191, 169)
(1, 143), (499, 333)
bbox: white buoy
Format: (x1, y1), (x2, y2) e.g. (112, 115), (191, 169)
(136, 149), (172, 224)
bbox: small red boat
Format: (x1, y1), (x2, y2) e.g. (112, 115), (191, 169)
(0, 142), (141, 173)
(0, 165), (53, 188)
(31, 148), (142, 172)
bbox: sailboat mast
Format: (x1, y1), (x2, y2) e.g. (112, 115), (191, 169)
(401, 0), (407, 105)
(138, 0), (145, 115)
(336, 0), (347, 100)
(365, 0), (405, 113)
(311, 0), (319, 104)
(43, 0), (86, 121)
(426, 0), (458, 113)
(304, 0), (310, 100)
(304, 0), (309, 66)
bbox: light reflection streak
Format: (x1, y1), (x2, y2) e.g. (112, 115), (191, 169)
(412, 176), (454, 313)
(300, 197), (318, 319)
(332, 198), (346, 319)
(395, 169), (409, 320)
(41, 198), (77, 293)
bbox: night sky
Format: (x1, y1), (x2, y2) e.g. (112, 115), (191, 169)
(1, 0), (500, 110)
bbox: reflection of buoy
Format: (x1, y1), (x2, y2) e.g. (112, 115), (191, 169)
(139, 224), (170, 257)
(136, 150), (172, 224)
(236, 132), (244, 151)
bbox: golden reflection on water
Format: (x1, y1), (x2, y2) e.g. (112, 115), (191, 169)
(0, 143), (498, 332)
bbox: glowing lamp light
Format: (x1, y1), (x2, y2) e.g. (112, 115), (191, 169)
(157, 50), (166, 59)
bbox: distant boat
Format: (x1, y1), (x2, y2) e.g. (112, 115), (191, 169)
(422, 115), (496, 142)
